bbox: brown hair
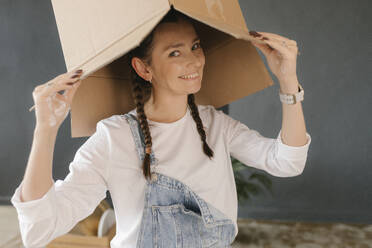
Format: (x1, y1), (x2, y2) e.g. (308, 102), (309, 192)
(127, 8), (214, 181)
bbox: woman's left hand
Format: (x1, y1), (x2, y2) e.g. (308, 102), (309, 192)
(249, 31), (300, 84)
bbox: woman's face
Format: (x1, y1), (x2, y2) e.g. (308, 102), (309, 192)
(147, 19), (205, 96)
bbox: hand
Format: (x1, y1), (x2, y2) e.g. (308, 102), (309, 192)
(32, 69), (83, 131)
(249, 31), (299, 84)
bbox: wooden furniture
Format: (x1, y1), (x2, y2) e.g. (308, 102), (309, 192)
(47, 200), (115, 248)
(46, 224), (116, 248)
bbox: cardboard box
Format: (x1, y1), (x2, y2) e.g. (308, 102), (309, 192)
(50, 0), (274, 138)
(46, 224), (116, 248)
(47, 200), (115, 248)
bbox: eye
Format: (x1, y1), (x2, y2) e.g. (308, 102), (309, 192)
(169, 50), (180, 57)
(168, 42), (202, 57)
(192, 42), (201, 50)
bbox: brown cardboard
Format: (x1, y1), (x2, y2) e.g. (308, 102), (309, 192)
(46, 225), (116, 248)
(50, 0), (274, 138)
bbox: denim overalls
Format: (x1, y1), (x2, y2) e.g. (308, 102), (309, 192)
(124, 113), (236, 247)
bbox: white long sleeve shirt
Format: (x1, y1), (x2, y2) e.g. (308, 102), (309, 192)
(11, 104), (311, 248)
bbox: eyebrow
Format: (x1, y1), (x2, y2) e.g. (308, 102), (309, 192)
(162, 37), (200, 52)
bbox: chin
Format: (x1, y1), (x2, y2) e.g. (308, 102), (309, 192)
(185, 81), (202, 95)
(190, 84), (202, 94)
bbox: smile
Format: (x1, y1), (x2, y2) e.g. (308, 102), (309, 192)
(179, 72), (199, 80)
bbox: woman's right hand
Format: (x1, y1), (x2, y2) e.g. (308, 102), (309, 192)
(32, 69), (83, 131)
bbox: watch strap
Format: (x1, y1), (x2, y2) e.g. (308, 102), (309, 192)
(279, 84), (304, 104)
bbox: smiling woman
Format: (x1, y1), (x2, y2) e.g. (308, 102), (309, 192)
(127, 8), (211, 181)
(10, 4), (312, 248)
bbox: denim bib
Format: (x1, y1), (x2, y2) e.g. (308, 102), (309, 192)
(124, 113), (236, 247)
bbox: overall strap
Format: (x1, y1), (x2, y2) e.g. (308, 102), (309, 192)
(123, 113), (157, 166)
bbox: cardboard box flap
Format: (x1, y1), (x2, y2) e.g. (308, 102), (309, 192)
(180, 9), (251, 42)
(70, 15), (273, 137)
(197, 38), (273, 107)
(77, 9), (169, 81)
(51, 0), (170, 73)
(170, 0), (248, 32)
(172, 0), (252, 41)
(50, 0), (275, 138)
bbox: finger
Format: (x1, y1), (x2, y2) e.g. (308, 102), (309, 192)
(64, 75), (82, 85)
(57, 69), (84, 82)
(59, 72), (83, 85)
(266, 38), (298, 53)
(255, 34), (297, 49)
(256, 32), (297, 45)
(261, 36), (297, 47)
(67, 69), (83, 78)
(39, 74), (81, 93)
(63, 80), (82, 104)
(46, 73), (83, 91)
(258, 39), (293, 58)
(251, 41), (273, 56)
(248, 34), (297, 50)
(41, 82), (75, 97)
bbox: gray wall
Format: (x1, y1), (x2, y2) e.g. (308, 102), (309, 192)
(234, 0), (371, 224)
(1, 0), (371, 225)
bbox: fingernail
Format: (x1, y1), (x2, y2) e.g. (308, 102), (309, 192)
(249, 31), (262, 37)
(261, 37), (269, 40)
(71, 74), (80, 78)
(75, 69), (83, 73)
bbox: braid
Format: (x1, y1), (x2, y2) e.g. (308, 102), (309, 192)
(130, 70), (153, 181)
(187, 94), (214, 159)
(127, 8), (212, 180)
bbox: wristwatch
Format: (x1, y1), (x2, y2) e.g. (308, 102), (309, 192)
(279, 83), (304, 104)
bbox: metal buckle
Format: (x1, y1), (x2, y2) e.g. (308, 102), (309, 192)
(151, 172), (158, 182)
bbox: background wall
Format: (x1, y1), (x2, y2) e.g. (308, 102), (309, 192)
(0, 0), (370, 224)
(234, 0), (371, 223)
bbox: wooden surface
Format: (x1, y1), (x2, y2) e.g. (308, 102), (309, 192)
(1, 206), (371, 248)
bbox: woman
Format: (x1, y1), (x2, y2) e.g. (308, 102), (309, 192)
(11, 9), (311, 248)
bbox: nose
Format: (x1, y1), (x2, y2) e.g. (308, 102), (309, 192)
(186, 52), (203, 68)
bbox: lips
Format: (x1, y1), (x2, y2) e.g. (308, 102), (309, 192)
(179, 72), (200, 80)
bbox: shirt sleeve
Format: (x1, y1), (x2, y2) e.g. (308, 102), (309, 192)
(217, 109), (311, 177)
(10, 120), (110, 247)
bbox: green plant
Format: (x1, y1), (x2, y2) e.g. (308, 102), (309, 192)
(231, 156), (273, 204)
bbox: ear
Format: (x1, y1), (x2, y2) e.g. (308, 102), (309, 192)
(131, 57), (152, 81)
